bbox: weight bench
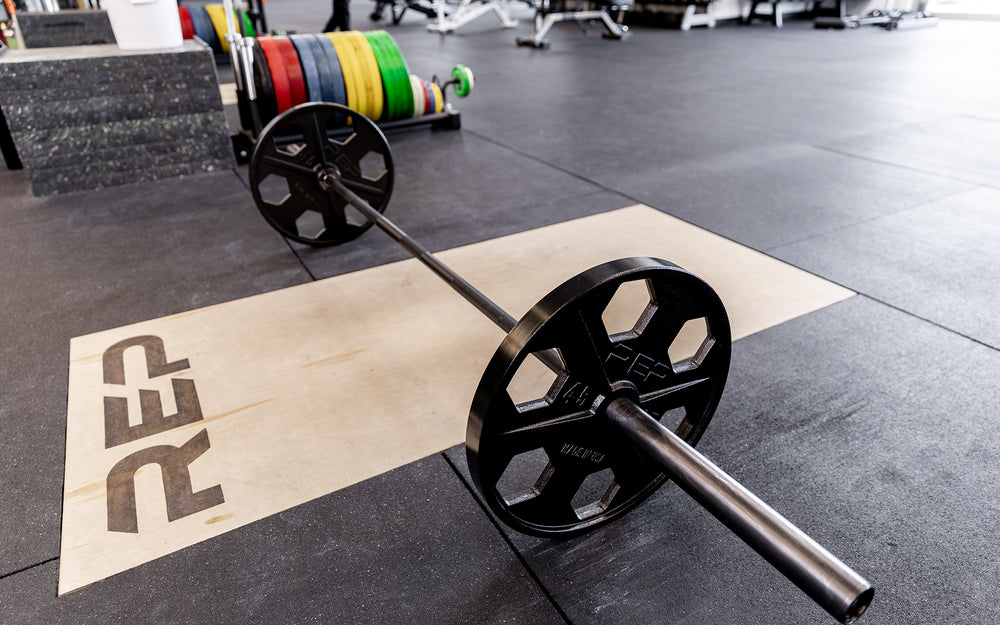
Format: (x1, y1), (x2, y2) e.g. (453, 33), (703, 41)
(627, 0), (716, 31)
(670, 0), (716, 30)
(742, 0), (790, 27)
(369, 0), (439, 25)
(813, 0), (938, 29)
(426, 0), (520, 33)
(517, 0), (631, 48)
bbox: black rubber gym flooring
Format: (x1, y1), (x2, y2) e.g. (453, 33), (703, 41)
(3, 7), (1000, 623)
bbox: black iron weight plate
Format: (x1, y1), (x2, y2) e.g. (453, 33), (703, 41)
(249, 102), (394, 246)
(467, 257), (732, 536)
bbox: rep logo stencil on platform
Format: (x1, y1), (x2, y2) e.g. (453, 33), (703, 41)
(101, 336), (224, 534)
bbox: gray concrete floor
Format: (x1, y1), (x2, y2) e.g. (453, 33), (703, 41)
(2, 8), (999, 624)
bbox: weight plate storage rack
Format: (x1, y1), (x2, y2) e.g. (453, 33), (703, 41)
(209, 0), (474, 163)
(184, 3), (256, 52)
(238, 31), (470, 132)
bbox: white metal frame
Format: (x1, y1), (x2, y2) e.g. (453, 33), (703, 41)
(426, 0), (519, 33)
(516, 0), (629, 47)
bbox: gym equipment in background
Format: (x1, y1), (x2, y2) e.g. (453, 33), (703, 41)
(183, 3), (257, 51)
(368, 0), (520, 34)
(814, 0), (938, 29)
(246, 101), (875, 624)
(237, 32), (471, 133)
(517, 0), (631, 48)
(426, 0), (520, 34)
(370, 0), (439, 25)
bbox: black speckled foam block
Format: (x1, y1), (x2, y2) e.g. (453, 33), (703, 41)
(0, 42), (233, 195)
(16, 10), (116, 48)
(446, 296), (1000, 624)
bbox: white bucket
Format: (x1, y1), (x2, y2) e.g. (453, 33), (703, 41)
(104, 0), (183, 50)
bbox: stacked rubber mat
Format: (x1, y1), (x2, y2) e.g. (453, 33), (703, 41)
(250, 31), (472, 125)
(179, 4), (257, 51)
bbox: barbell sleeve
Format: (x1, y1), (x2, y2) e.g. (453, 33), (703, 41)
(604, 397), (874, 624)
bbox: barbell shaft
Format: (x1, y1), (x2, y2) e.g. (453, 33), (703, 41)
(326, 167), (871, 622)
(605, 398), (873, 623)
(330, 175), (564, 371)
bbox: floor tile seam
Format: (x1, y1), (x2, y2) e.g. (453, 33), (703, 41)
(459, 129), (845, 303)
(462, 128), (644, 205)
(439, 451), (575, 625)
(285, 239), (319, 281)
(0, 556), (58, 582)
(856, 292), (1000, 353)
(761, 183), (985, 253)
(760, 266), (1000, 355)
(227, 169), (320, 281)
(813, 143), (989, 188)
(230, 167), (251, 192)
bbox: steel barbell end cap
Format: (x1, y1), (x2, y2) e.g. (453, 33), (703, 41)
(316, 166), (341, 192)
(842, 587), (874, 623)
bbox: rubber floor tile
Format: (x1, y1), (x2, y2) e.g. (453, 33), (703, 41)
(446, 297), (1000, 624)
(1, 454), (566, 625)
(771, 185), (1000, 348)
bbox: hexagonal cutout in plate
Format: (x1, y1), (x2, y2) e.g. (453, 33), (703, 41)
(257, 173), (291, 207)
(497, 448), (553, 506)
(668, 317), (713, 373)
(507, 349), (564, 410)
(276, 140), (307, 159)
(571, 468), (618, 520)
(342, 202), (369, 228)
(358, 150), (388, 182)
(658, 406), (687, 432)
(295, 209), (325, 239)
(602, 279), (655, 340)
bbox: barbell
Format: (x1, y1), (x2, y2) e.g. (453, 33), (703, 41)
(247, 102), (874, 623)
